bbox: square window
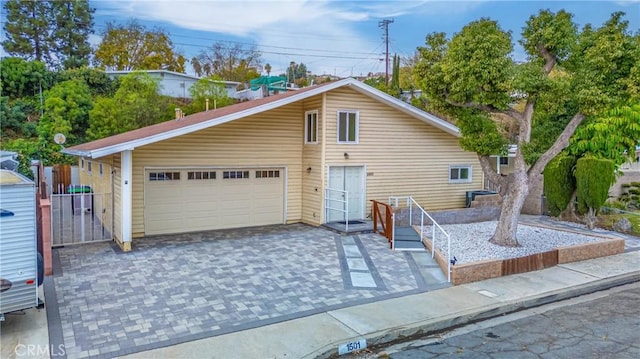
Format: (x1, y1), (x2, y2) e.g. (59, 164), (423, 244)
(305, 111), (318, 144)
(499, 157), (509, 165)
(337, 111), (358, 143)
(449, 165), (472, 183)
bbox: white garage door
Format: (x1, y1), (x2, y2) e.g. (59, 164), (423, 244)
(144, 168), (284, 235)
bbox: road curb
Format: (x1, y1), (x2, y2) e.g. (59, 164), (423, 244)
(309, 271), (640, 359)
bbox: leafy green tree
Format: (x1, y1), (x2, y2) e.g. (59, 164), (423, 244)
(0, 96), (39, 139)
(94, 20), (185, 72)
(414, 11), (637, 247)
(543, 153), (577, 217)
(52, 0), (95, 69)
(186, 75), (234, 113)
(576, 157), (617, 228)
(0, 57), (54, 99)
(363, 76), (388, 93)
(37, 79), (93, 145)
(2, 0), (53, 64)
(57, 66), (119, 97)
(569, 104), (640, 166)
(196, 42), (262, 82)
(87, 72), (172, 139)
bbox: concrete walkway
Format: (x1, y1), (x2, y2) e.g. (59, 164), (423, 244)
(120, 251), (639, 359)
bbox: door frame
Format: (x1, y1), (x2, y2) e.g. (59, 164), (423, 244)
(326, 164), (366, 222)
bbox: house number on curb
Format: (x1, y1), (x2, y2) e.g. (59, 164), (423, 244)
(338, 339), (367, 355)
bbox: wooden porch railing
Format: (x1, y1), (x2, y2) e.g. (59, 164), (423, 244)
(371, 200), (393, 248)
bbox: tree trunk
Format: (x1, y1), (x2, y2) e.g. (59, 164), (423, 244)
(490, 164), (529, 247)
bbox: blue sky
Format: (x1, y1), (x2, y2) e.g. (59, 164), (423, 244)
(4, 1), (640, 76)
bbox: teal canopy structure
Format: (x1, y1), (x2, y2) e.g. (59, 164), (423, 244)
(250, 76), (289, 92)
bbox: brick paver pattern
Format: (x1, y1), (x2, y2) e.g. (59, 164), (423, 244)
(53, 224), (442, 359)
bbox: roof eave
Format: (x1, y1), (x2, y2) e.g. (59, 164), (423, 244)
(61, 148), (92, 158)
(345, 81), (461, 137)
(75, 79), (356, 158)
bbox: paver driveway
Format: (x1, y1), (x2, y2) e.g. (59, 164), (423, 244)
(48, 224), (448, 359)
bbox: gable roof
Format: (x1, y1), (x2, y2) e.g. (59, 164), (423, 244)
(63, 78), (460, 159)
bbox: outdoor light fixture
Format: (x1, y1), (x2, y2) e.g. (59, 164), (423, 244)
(306, 167), (312, 173)
(344, 152), (349, 159)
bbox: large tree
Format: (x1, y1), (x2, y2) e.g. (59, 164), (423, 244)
(196, 42), (262, 82)
(94, 20), (185, 72)
(414, 11), (638, 247)
(37, 79), (93, 145)
(52, 0), (95, 69)
(2, 0), (94, 69)
(87, 72), (172, 140)
(2, 0), (52, 65)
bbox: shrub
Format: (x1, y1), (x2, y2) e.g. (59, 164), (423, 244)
(543, 153), (576, 216)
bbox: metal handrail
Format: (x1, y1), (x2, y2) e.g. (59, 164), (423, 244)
(325, 188), (349, 232)
(388, 196), (451, 282)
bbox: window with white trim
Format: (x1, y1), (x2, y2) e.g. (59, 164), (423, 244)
(305, 110), (318, 144)
(99, 163), (103, 176)
(499, 157), (509, 166)
(449, 165), (472, 183)
(337, 111), (358, 143)
(87, 161), (92, 173)
(80, 158), (84, 169)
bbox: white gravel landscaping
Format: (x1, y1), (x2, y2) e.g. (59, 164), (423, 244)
(425, 221), (606, 264)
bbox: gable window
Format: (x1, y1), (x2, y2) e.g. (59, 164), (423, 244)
(449, 165), (472, 183)
(337, 111), (358, 143)
(499, 157), (509, 166)
(305, 110), (318, 144)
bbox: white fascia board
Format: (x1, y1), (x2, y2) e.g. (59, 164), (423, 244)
(61, 148), (92, 158)
(346, 80), (461, 137)
(88, 79), (355, 158)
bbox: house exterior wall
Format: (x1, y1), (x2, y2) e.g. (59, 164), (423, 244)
(301, 95), (324, 225)
(130, 102), (305, 236)
(322, 88), (483, 214)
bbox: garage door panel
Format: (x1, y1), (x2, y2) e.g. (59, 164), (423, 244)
(145, 168), (284, 235)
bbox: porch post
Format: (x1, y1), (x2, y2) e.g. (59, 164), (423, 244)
(120, 150), (133, 251)
(496, 156), (501, 175)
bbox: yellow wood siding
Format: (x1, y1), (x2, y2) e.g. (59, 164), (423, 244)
(324, 88), (482, 213)
(131, 103), (304, 235)
(301, 96), (324, 225)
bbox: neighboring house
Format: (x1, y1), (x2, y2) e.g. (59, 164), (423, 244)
(105, 70), (241, 99)
(63, 78), (483, 251)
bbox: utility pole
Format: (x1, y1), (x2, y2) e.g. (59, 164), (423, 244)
(378, 18), (394, 86)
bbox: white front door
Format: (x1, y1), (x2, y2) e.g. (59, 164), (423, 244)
(327, 166), (365, 222)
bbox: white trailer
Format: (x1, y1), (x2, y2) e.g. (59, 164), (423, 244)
(0, 170), (39, 320)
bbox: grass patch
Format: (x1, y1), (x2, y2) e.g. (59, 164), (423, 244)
(597, 212), (640, 236)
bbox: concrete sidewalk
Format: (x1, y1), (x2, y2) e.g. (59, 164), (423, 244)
(121, 251), (640, 359)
